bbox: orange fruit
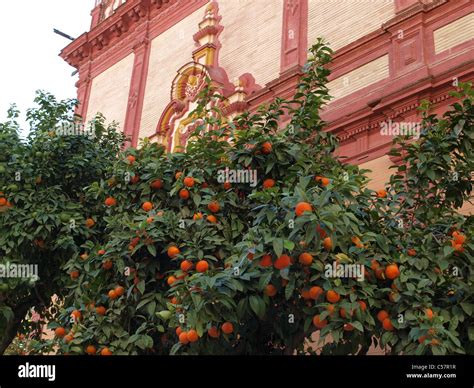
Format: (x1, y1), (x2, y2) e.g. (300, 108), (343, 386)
(100, 347), (112, 356)
(196, 260), (209, 273)
(179, 189), (190, 200)
(370, 259), (380, 270)
(223, 181), (232, 190)
(70, 270), (79, 280)
(64, 334), (74, 343)
(430, 338), (440, 346)
(326, 304), (336, 316)
(407, 248), (417, 256)
(298, 252), (313, 266)
(263, 179), (275, 189)
(176, 327), (183, 336)
(418, 335), (427, 344)
(96, 306), (106, 316)
(108, 290), (118, 300)
(175, 171), (183, 180)
(86, 345), (97, 355)
(343, 323), (354, 331)
(265, 284), (277, 297)
(323, 237), (333, 251)
(260, 254), (272, 267)
(452, 231), (466, 244)
(187, 329), (199, 343)
(71, 310), (81, 321)
(183, 177), (195, 187)
(309, 286), (323, 300)
(301, 289), (311, 300)
(377, 189), (387, 198)
(179, 332), (189, 344)
(167, 276), (177, 286)
(55, 327), (66, 338)
(85, 218), (95, 228)
(312, 315), (328, 329)
(104, 197), (116, 207)
(358, 301), (367, 312)
(274, 254), (291, 270)
(102, 260), (113, 270)
(142, 201), (153, 212)
(425, 308), (434, 320)
(221, 322), (234, 334)
(180, 260), (193, 272)
(207, 201), (220, 213)
(385, 264), (400, 280)
(193, 212), (203, 220)
(98, 249), (106, 255)
(167, 246), (180, 258)
(130, 175), (140, 184)
(208, 326), (220, 338)
(126, 155), (136, 164)
(451, 241), (464, 252)
(261, 141), (272, 154)
(326, 290), (340, 303)
(150, 179), (163, 189)
(377, 310), (389, 323)
(146, 216), (154, 224)
(382, 318), (394, 331)
(374, 267), (386, 280)
(0, 198), (6, 206)
(316, 176), (330, 186)
(295, 202), (312, 217)
(207, 215), (217, 223)
(115, 286), (125, 297)
(340, 308), (352, 319)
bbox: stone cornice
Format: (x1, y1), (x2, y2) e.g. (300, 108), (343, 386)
(60, 0), (201, 68)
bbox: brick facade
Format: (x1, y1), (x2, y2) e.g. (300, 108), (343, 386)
(60, 0), (473, 214)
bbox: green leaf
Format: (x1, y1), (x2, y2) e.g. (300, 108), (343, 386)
(283, 240), (295, 251)
(460, 303), (472, 316)
(285, 276), (295, 300)
(273, 238), (283, 258)
(249, 295), (265, 319)
(147, 244), (156, 256)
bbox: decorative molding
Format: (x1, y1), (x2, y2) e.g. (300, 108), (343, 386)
(152, 1), (257, 151)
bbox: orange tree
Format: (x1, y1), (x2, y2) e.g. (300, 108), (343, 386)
(0, 93), (124, 353)
(1, 41), (472, 355)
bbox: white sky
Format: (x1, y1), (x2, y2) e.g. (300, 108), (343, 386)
(0, 1), (93, 132)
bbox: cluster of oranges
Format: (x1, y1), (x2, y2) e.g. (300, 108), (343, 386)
(311, 291), (368, 332)
(450, 230), (467, 252)
(176, 322), (234, 345)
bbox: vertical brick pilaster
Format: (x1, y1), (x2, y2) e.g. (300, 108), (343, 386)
(124, 32), (151, 147)
(76, 62), (92, 120)
(280, 0), (308, 75)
